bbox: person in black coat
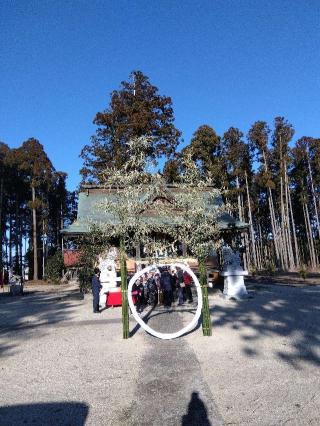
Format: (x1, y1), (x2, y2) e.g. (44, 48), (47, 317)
(132, 278), (144, 313)
(160, 268), (173, 307)
(92, 267), (102, 313)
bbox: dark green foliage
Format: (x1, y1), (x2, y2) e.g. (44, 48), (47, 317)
(222, 127), (251, 179)
(0, 139), (73, 280)
(77, 228), (110, 293)
(183, 125), (227, 187)
(80, 70), (181, 182)
(46, 251), (64, 283)
(78, 265), (94, 294)
(163, 155), (183, 183)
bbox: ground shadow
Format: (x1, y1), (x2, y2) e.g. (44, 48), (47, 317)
(0, 401), (89, 426)
(251, 271), (320, 286)
(130, 304), (200, 337)
(129, 304), (156, 337)
(181, 392), (212, 426)
(212, 281), (320, 369)
(0, 291), (78, 358)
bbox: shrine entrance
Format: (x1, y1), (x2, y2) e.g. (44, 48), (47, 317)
(127, 263), (203, 340)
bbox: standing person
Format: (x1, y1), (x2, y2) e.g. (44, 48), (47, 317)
(177, 267), (186, 305)
(146, 272), (157, 306)
(133, 278), (144, 313)
(92, 268), (102, 313)
(170, 269), (178, 302)
(183, 271), (193, 303)
(160, 267), (173, 307)
(154, 272), (161, 305)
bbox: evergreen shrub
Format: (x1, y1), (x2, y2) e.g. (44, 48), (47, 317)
(46, 250), (64, 283)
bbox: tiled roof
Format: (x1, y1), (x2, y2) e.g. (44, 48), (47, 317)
(61, 185), (248, 235)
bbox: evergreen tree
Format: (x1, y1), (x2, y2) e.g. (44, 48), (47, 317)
(17, 138), (54, 280)
(183, 125), (227, 187)
(80, 70), (181, 182)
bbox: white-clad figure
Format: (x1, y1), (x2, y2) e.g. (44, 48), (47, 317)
(98, 258), (118, 308)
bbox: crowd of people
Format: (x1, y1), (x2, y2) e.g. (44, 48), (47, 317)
(132, 266), (194, 313)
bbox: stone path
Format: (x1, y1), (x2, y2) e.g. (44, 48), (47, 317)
(126, 308), (223, 426)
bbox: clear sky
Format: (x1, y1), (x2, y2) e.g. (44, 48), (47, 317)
(1, 0), (319, 190)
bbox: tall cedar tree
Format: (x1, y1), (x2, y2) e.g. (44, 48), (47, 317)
(163, 154), (183, 183)
(0, 143), (10, 277)
(81, 71), (181, 182)
(17, 139), (54, 280)
(222, 127), (251, 183)
(1, 141), (75, 280)
(183, 125), (227, 187)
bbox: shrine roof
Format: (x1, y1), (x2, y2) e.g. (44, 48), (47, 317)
(61, 185), (248, 236)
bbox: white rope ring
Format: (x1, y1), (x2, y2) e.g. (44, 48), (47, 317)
(128, 263), (203, 340)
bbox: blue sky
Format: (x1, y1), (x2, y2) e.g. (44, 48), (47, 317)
(1, 0), (319, 190)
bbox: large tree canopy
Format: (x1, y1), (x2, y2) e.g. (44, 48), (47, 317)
(80, 70), (181, 182)
(0, 138), (76, 280)
(182, 125), (227, 187)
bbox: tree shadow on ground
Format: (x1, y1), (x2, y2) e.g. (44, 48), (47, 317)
(0, 401), (89, 426)
(211, 282), (320, 369)
(0, 292), (78, 358)
(181, 392), (212, 426)
(252, 271), (320, 286)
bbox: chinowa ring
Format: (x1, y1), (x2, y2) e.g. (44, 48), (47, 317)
(127, 263), (203, 340)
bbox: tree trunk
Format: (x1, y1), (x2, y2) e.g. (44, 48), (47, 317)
(15, 199), (20, 273)
(255, 223), (262, 270)
(284, 164), (295, 269)
(262, 149), (281, 267)
(303, 202), (316, 268)
(287, 181), (300, 267)
(268, 189), (282, 267)
(59, 202), (64, 248)
(9, 213), (12, 269)
(32, 186), (38, 280)
(306, 203), (317, 268)
(236, 176), (248, 269)
(245, 172), (257, 269)
(19, 220), (23, 278)
(0, 177), (3, 276)
(308, 156), (320, 239)
(302, 203), (312, 267)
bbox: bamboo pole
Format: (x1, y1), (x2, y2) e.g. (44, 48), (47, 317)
(120, 239), (129, 339)
(199, 257), (212, 336)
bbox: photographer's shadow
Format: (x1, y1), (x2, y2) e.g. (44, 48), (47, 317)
(182, 391), (212, 425)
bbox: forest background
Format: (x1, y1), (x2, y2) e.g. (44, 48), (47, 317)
(1, 69), (320, 280)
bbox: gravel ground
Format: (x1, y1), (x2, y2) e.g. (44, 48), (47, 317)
(186, 282), (320, 425)
(0, 281), (319, 425)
